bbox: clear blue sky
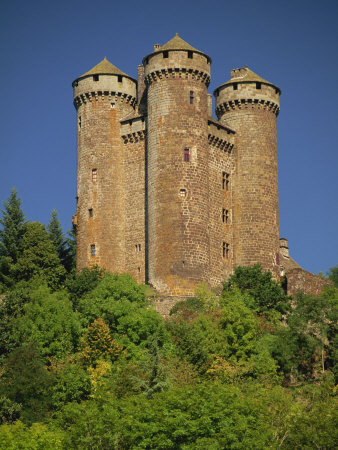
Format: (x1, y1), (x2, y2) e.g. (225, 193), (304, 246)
(1, 0), (337, 275)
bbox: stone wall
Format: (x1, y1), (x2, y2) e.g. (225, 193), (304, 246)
(286, 268), (333, 297)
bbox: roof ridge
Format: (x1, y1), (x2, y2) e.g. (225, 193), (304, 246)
(78, 57), (129, 79)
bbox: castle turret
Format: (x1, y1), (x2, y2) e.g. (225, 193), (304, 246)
(144, 34), (211, 295)
(73, 58), (137, 272)
(214, 67), (281, 277)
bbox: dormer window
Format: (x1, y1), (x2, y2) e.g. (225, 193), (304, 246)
(118, 75), (122, 83)
(188, 51), (193, 59)
(163, 51), (169, 58)
(256, 82), (261, 89)
(233, 83), (238, 90)
(93, 75), (99, 82)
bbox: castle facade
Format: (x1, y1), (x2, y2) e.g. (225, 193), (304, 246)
(72, 34), (330, 300)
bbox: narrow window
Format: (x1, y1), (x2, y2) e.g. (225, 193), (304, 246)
(222, 208), (229, 223)
(91, 244), (96, 256)
(188, 50), (193, 59)
(256, 82), (261, 89)
(93, 75), (99, 82)
(233, 83), (238, 90)
(184, 148), (190, 162)
(138, 267), (141, 273)
(163, 51), (169, 58)
(276, 253), (280, 265)
(222, 242), (229, 259)
(111, 102), (115, 108)
(222, 172), (229, 190)
(88, 208), (93, 217)
(135, 244), (141, 252)
(92, 169), (97, 183)
(118, 75), (122, 83)
(78, 116), (81, 129)
(190, 90), (194, 104)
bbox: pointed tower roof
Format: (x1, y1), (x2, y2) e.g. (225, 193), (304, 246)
(161, 33), (198, 52)
(222, 66), (280, 93)
(142, 34), (211, 64)
(74, 57), (135, 83)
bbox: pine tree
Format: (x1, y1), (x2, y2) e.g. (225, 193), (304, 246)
(0, 188), (26, 263)
(47, 209), (66, 263)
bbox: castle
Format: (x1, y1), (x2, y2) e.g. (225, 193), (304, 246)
(72, 34), (330, 306)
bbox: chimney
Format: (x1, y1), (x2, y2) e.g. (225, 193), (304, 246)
(279, 238), (289, 258)
(154, 44), (161, 51)
(137, 65), (147, 114)
(207, 94), (212, 117)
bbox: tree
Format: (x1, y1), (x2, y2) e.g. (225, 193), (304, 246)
(13, 222), (66, 289)
(47, 210), (67, 263)
(222, 264), (290, 315)
(11, 283), (82, 362)
(0, 188), (26, 287)
(327, 265), (338, 288)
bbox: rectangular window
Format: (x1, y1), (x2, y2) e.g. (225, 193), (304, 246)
(256, 82), (261, 89)
(93, 75), (99, 82)
(163, 51), (168, 58)
(222, 208), (229, 223)
(188, 51), (193, 59)
(118, 75), (122, 83)
(78, 116), (81, 128)
(233, 83), (238, 90)
(91, 244), (96, 256)
(92, 169), (97, 183)
(222, 172), (229, 190)
(135, 244), (141, 252)
(88, 208), (93, 217)
(184, 148), (190, 162)
(189, 90), (194, 104)
(223, 242), (229, 259)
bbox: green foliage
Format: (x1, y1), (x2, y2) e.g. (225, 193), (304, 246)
(79, 318), (122, 367)
(0, 343), (52, 423)
(222, 264), (290, 315)
(49, 359), (90, 410)
(64, 265), (104, 309)
(78, 273), (169, 359)
(169, 296), (204, 317)
(10, 284), (82, 362)
(270, 288), (338, 381)
(0, 397), (21, 424)
(0, 188), (26, 288)
(0, 421), (65, 449)
(12, 222), (66, 290)
(327, 264), (338, 287)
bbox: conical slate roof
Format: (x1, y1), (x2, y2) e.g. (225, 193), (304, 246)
(161, 33), (199, 52)
(79, 57), (128, 78)
(225, 67), (269, 85)
(142, 33), (211, 64)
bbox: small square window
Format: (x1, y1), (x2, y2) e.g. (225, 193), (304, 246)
(256, 82), (261, 89)
(184, 148), (190, 162)
(188, 51), (193, 59)
(93, 75), (99, 82)
(118, 75), (122, 83)
(163, 51), (169, 58)
(91, 244), (96, 256)
(92, 169), (97, 183)
(88, 208), (93, 217)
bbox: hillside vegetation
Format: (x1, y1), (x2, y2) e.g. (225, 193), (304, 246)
(0, 189), (337, 449)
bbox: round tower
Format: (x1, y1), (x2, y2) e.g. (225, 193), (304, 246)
(72, 58), (137, 272)
(214, 67), (281, 277)
(144, 34), (211, 295)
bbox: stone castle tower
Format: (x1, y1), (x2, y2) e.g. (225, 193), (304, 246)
(72, 34), (330, 303)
